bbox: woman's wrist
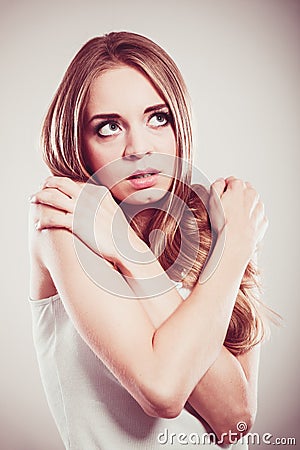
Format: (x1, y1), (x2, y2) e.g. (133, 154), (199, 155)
(199, 227), (251, 284)
(115, 229), (174, 297)
(117, 239), (165, 279)
(223, 224), (255, 267)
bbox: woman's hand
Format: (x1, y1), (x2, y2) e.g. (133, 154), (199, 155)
(30, 177), (81, 231)
(30, 176), (134, 265)
(209, 176), (268, 261)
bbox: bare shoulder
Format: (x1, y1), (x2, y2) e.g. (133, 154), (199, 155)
(28, 205), (58, 300)
(28, 204), (126, 300)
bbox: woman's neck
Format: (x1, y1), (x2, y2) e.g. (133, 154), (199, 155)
(120, 193), (170, 238)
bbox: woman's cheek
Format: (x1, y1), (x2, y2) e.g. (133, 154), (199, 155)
(84, 145), (109, 173)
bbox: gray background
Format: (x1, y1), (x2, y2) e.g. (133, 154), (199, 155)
(0, 0), (299, 449)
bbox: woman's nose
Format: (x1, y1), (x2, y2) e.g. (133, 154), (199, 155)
(123, 127), (152, 160)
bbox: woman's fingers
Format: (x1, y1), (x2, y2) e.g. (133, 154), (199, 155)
(220, 176), (269, 256)
(31, 203), (73, 231)
(210, 178), (226, 198)
(208, 178), (227, 234)
(43, 176), (82, 199)
(29, 176), (82, 231)
(30, 187), (74, 213)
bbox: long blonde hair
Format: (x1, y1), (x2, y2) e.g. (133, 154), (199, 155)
(42, 31), (276, 355)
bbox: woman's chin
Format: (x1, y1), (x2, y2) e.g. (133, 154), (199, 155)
(118, 188), (169, 206)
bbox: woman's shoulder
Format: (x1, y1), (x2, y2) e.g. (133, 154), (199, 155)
(28, 202), (73, 255)
(29, 205), (63, 300)
(28, 205), (117, 300)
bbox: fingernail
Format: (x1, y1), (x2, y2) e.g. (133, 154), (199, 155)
(35, 221), (41, 230)
(29, 195), (36, 203)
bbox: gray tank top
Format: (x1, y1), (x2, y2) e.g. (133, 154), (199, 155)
(29, 283), (248, 449)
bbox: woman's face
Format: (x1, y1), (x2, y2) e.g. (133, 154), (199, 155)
(82, 65), (177, 205)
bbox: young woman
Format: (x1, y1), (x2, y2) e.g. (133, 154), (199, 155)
(29, 31), (271, 449)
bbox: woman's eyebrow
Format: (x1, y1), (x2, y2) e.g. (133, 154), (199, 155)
(144, 103), (168, 114)
(88, 103), (168, 124)
(89, 113), (121, 123)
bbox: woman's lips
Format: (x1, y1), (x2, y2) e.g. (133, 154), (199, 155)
(127, 172), (160, 189)
(127, 168), (160, 179)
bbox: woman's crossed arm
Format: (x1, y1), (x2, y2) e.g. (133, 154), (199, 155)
(29, 176), (266, 439)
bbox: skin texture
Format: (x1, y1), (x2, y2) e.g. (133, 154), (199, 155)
(29, 66), (268, 443)
(82, 66), (177, 206)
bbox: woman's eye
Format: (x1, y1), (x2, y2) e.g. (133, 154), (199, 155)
(148, 112), (169, 127)
(97, 122), (120, 137)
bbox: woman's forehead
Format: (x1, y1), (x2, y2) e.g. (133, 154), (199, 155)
(86, 66), (165, 115)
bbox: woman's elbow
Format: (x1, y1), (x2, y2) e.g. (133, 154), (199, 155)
(140, 383), (185, 419)
(238, 399), (257, 433)
(216, 403), (257, 445)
